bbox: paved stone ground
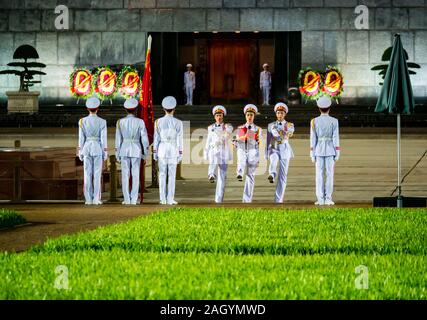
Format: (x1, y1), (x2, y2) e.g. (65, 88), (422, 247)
(1, 127), (425, 203)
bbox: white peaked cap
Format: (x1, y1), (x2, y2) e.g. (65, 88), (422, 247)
(124, 98), (139, 109)
(244, 104), (258, 114)
(263, 63), (269, 68)
(274, 102), (289, 113)
(86, 96), (100, 109)
(162, 96), (177, 109)
(317, 96), (332, 109)
(186, 63), (193, 68)
(212, 105), (227, 116)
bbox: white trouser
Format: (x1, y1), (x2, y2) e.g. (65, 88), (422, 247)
(83, 155), (103, 204)
(262, 85), (270, 105)
(158, 158), (177, 203)
(315, 156), (335, 202)
(208, 162), (228, 203)
(237, 151), (258, 203)
(185, 86), (193, 105)
(121, 157), (141, 204)
(269, 152), (290, 203)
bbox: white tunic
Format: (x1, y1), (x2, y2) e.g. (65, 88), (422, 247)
(310, 114), (340, 158)
(115, 114), (149, 160)
(184, 71), (196, 89)
(266, 120), (295, 159)
(153, 114), (184, 161)
(260, 70), (271, 88)
(78, 114), (108, 160)
(204, 122), (233, 164)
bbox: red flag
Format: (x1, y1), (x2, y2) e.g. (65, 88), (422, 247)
(137, 35), (154, 202)
(138, 35), (154, 144)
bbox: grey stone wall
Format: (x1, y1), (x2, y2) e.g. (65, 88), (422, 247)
(0, 0), (426, 104)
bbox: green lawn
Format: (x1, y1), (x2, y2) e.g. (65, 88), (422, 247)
(0, 209), (26, 229)
(1, 208), (426, 299)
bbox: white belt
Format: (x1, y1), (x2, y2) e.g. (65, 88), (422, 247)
(124, 139), (139, 143)
(87, 137), (99, 141)
(318, 137), (332, 141)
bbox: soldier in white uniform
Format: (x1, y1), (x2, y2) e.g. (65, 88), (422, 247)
(266, 102), (295, 203)
(204, 105), (233, 203)
(184, 63), (196, 106)
(115, 98), (150, 205)
(153, 96), (184, 205)
(260, 63), (272, 106)
(310, 96), (341, 206)
(78, 96), (108, 205)
(234, 104), (262, 203)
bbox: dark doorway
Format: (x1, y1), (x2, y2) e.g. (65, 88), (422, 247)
(150, 32), (301, 105)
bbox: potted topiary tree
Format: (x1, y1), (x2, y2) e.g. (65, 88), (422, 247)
(0, 44), (46, 113)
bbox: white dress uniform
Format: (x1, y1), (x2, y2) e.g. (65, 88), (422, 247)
(115, 98), (150, 205)
(235, 104), (262, 203)
(78, 97), (108, 205)
(266, 103), (295, 203)
(153, 96), (184, 205)
(260, 64), (272, 106)
(204, 106), (233, 203)
(310, 96), (341, 205)
(184, 64), (196, 106)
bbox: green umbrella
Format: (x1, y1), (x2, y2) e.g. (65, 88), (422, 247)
(375, 34), (416, 207)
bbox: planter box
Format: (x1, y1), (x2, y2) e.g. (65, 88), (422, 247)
(6, 91), (40, 114)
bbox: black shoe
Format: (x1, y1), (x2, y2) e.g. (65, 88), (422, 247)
(236, 175), (243, 181)
(209, 175), (215, 183)
(268, 175), (274, 183)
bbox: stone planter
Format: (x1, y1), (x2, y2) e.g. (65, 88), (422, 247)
(6, 91), (40, 114)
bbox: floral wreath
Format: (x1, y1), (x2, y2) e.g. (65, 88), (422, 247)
(92, 66), (118, 100)
(118, 66), (140, 99)
(322, 66), (344, 100)
(298, 68), (322, 100)
(69, 68), (93, 99)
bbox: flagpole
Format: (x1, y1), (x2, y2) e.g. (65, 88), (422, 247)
(397, 113), (402, 208)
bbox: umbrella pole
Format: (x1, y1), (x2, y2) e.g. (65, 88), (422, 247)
(397, 113), (403, 208)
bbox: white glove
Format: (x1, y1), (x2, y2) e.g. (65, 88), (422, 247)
(177, 156), (183, 163)
(311, 157), (316, 164)
(79, 155), (83, 162)
(153, 153), (158, 162)
(334, 155), (340, 162)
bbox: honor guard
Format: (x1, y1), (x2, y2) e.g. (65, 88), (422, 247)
(184, 63), (196, 106)
(115, 98), (150, 205)
(153, 96), (184, 205)
(310, 96), (340, 206)
(260, 63), (272, 106)
(234, 104), (262, 203)
(78, 96), (108, 205)
(266, 102), (295, 203)
(204, 105), (233, 203)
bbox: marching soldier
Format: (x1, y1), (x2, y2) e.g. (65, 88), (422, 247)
(153, 96), (184, 205)
(78, 96), (108, 205)
(184, 63), (196, 106)
(234, 104), (262, 203)
(260, 63), (271, 106)
(266, 102), (295, 203)
(310, 96), (340, 206)
(204, 105), (233, 203)
(115, 98), (149, 205)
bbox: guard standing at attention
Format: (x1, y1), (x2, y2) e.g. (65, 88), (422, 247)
(78, 96), (108, 205)
(115, 98), (149, 205)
